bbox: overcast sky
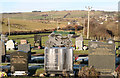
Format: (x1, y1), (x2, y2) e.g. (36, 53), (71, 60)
(0, 0), (120, 13)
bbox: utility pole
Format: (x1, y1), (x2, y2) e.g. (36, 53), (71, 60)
(74, 19), (77, 33)
(57, 21), (59, 30)
(8, 18), (10, 36)
(86, 6), (92, 39)
(83, 19), (86, 36)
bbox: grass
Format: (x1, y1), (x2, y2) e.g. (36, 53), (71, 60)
(8, 33), (75, 47)
(2, 11), (105, 20)
(74, 50), (88, 55)
(7, 33), (89, 55)
(8, 34), (34, 39)
(2, 10), (116, 33)
(7, 33), (120, 55)
(2, 18), (67, 33)
(8, 33), (49, 46)
(31, 49), (44, 54)
(35, 68), (44, 75)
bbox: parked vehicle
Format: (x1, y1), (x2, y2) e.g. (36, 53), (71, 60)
(75, 55), (88, 62)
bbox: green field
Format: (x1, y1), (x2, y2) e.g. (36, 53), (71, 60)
(6, 33), (120, 55)
(3, 11), (104, 20)
(2, 18), (67, 33)
(2, 10), (117, 33)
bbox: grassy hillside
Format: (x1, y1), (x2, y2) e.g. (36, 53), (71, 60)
(2, 10), (113, 20)
(1, 10), (117, 33)
(2, 17), (67, 33)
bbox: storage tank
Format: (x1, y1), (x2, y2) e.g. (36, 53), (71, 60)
(44, 47), (73, 74)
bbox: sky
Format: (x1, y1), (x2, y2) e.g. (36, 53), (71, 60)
(0, 0), (120, 13)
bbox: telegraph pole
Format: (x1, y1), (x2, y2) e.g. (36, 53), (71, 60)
(83, 19), (86, 36)
(74, 19), (77, 33)
(86, 6), (92, 39)
(8, 18), (10, 36)
(57, 21), (59, 30)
